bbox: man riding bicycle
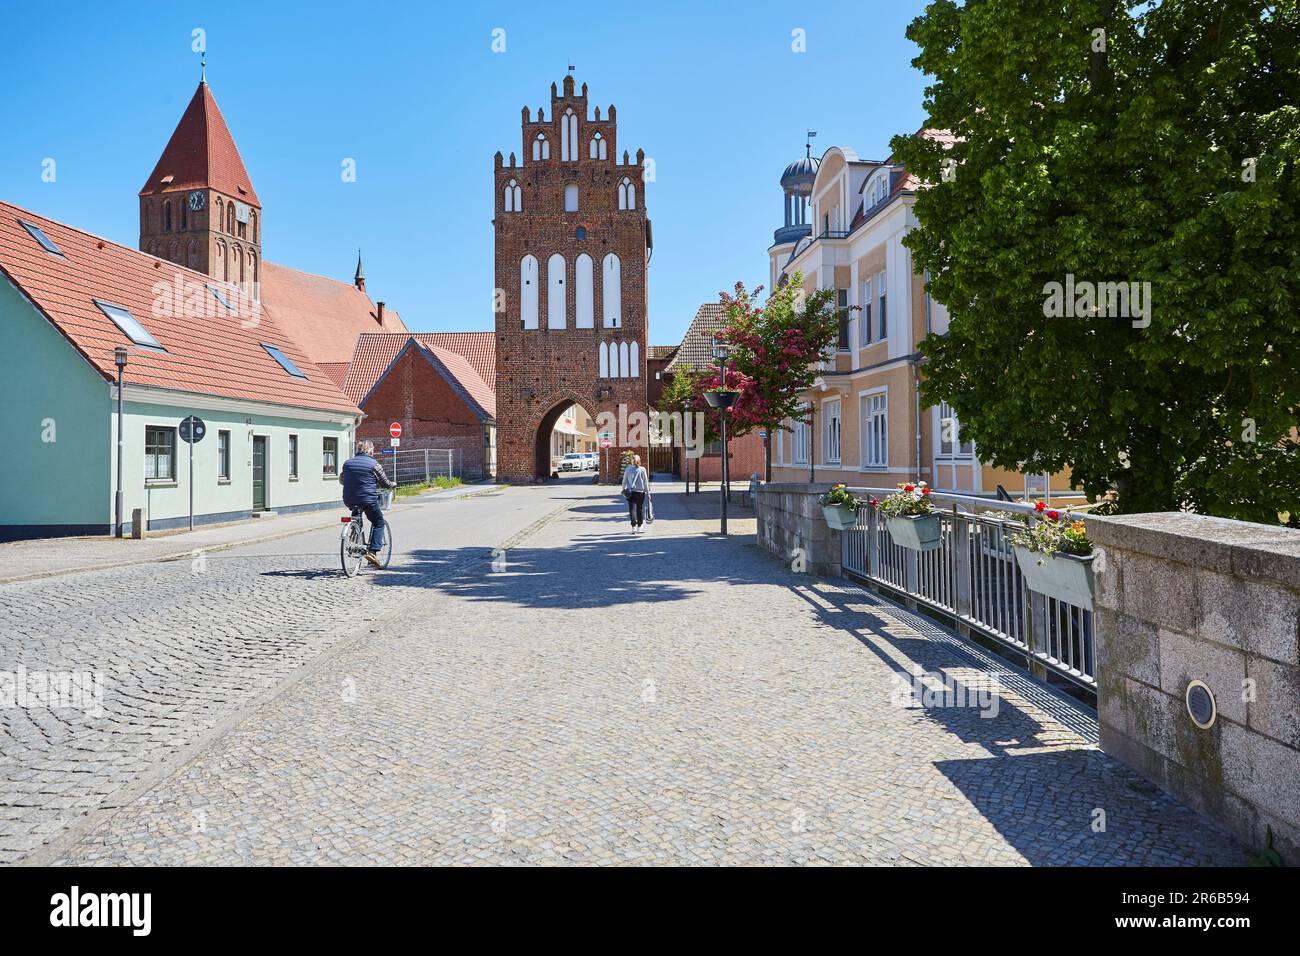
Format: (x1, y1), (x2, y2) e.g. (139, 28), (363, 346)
(339, 440), (398, 567)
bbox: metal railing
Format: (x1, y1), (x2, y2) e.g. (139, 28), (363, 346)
(387, 448), (461, 485)
(841, 488), (1097, 694)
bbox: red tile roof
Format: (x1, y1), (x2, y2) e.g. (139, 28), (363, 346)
(414, 342), (495, 420)
(665, 304), (726, 373)
(139, 82), (260, 205)
(317, 362), (350, 389)
(0, 200), (359, 416)
(341, 332), (495, 405)
(259, 261), (409, 366)
(346, 335), (495, 420)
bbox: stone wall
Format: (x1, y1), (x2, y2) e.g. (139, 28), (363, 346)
(756, 483), (841, 578)
(1088, 512), (1300, 861)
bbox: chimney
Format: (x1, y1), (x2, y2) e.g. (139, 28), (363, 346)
(377, 301), (385, 324)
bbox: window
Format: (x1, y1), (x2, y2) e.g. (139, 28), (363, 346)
(561, 108), (578, 161)
(19, 219), (65, 258)
(208, 285), (235, 312)
(164, 201), (173, 233)
(288, 434), (299, 479)
(504, 179), (522, 212)
(862, 391), (888, 468)
(323, 437), (339, 476)
(520, 255), (538, 329)
(262, 343), (307, 378)
(823, 400), (841, 464)
(532, 133), (550, 161)
(589, 132), (607, 160)
(575, 254), (594, 328)
(94, 299), (164, 350)
(217, 429), (231, 480)
(837, 289), (850, 350)
(547, 253), (566, 329)
(877, 272), (888, 340)
(618, 177), (635, 210)
(791, 412), (810, 464)
(145, 426), (176, 481)
(602, 253), (621, 327)
(599, 341), (610, 378)
(859, 280), (872, 347)
(564, 184), (579, 212)
(937, 401), (974, 457)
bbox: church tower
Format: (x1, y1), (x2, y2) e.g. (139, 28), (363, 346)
(139, 78), (262, 298)
(493, 74), (652, 481)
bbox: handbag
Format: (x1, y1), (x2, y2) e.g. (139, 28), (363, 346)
(645, 495), (655, 523)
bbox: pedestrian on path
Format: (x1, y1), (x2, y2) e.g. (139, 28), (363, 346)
(621, 454), (650, 532)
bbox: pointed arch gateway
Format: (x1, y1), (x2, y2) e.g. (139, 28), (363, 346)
(531, 394), (600, 479)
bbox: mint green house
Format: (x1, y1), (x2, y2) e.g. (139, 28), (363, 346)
(1, 202), (361, 540)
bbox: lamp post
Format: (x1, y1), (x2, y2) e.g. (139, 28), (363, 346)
(712, 339), (732, 536)
(113, 346), (128, 538)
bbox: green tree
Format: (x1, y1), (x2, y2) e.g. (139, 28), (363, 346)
(890, 0), (1299, 522)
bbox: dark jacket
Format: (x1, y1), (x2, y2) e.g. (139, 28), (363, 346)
(340, 454), (395, 503)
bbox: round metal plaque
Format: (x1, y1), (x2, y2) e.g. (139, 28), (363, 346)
(1186, 680), (1217, 730)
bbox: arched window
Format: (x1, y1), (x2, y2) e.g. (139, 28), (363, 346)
(575, 254), (594, 328)
(618, 177), (636, 210)
(250, 211), (257, 243)
(216, 241), (227, 281)
(618, 342), (630, 378)
(168, 240), (179, 262)
(504, 179), (522, 212)
(547, 253), (566, 330)
(532, 133), (550, 161)
(598, 341), (609, 378)
(227, 203), (236, 234)
(589, 132), (607, 160)
(520, 255), (538, 329)
(630, 341), (640, 378)
(187, 240), (199, 269)
(561, 108), (578, 161)
(164, 201), (173, 232)
(181, 202), (188, 231)
(602, 253), (622, 327)
(239, 248), (247, 284)
(564, 184), (579, 212)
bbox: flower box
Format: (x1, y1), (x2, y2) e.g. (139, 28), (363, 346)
(885, 513), (942, 552)
(1013, 545), (1095, 610)
(704, 390), (740, 409)
(822, 503), (859, 531)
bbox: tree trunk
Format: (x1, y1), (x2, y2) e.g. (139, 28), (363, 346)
(764, 434), (772, 483)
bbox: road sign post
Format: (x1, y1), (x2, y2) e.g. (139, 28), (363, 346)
(178, 415), (207, 532)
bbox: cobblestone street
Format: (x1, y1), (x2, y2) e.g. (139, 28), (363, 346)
(3, 482), (1243, 866)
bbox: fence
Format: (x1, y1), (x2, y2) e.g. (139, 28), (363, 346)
(840, 489), (1096, 695)
(385, 448), (461, 486)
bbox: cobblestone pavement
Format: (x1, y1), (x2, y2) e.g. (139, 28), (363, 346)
(0, 485), (571, 864)
(25, 483), (1243, 866)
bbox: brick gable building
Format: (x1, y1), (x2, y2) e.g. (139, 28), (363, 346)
(493, 74), (651, 481)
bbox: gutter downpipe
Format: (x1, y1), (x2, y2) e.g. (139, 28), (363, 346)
(912, 357), (923, 484)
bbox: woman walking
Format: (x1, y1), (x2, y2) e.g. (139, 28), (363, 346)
(621, 454), (650, 532)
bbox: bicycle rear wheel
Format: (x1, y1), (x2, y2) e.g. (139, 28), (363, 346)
(340, 521), (365, 577)
(376, 522), (393, 569)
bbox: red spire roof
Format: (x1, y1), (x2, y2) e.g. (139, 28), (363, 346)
(139, 82), (260, 205)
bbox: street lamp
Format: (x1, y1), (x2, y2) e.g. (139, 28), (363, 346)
(113, 346), (128, 538)
(711, 338), (732, 536)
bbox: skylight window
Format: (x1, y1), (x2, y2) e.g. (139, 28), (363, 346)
(94, 299), (164, 350)
(262, 343), (307, 378)
(208, 285), (234, 311)
(19, 219), (65, 259)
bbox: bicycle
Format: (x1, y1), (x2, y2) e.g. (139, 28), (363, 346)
(339, 490), (394, 577)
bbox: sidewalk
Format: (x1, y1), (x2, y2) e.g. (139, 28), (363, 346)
(0, 482), (491, 584)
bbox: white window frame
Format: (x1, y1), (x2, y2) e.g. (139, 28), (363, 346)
(822, 397), (841, 465)
(860, 387), (888, 469)
(791, 411), (810, 465)
(876, 271), (888, 341)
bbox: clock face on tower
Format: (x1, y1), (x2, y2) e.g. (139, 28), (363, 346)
(187, 190), (205, 212)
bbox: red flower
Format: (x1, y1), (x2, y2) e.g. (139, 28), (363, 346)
(922, 487), (931, 496)
(869, 498), (881, 508)
(1034, 501), (1046, 512)
(903, 484), (915, 493)
(1047, 509), (1060, 520)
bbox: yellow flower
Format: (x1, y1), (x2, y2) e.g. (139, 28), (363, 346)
(1071, 521), (1086, 534)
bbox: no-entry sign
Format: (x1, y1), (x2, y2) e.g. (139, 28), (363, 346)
(389, 422), (402, 439)
(600, 437), (611, 448)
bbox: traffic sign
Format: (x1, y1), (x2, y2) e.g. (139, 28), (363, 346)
(389, 422), (402, 439)
(598, 431), (614, 440)
(758, 429), (768, 440)
(599, 437), (611, 448)
(390, 437), (400, 447)
(178, 416), (206, 444)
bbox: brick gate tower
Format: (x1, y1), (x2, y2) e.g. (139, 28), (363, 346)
(493, 74), (651, 482)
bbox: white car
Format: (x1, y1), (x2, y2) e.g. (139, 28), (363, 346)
(558, 452), (587, 472)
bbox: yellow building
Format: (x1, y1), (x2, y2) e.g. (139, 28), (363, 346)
(768, 136), (1073, 499)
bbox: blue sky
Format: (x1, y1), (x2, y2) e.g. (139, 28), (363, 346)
(0, 0), (930, 346)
